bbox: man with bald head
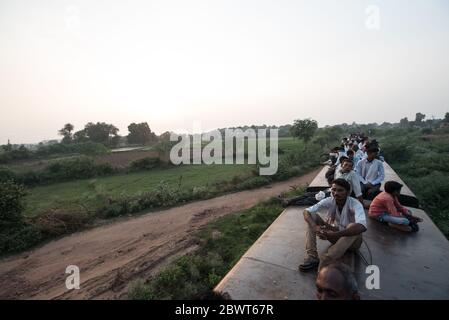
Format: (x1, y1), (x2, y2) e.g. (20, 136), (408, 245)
(316, 263), (360, 300)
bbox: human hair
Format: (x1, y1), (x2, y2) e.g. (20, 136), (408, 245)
(346, 150), (354, 156)
(338, 156), (349, 163)
(322, 263), (359, 296)
(341, 158), (353, 167)
(384, 181), (403, 194)
(352, 145), (359, 152)
(332, 178), (351, 192)
(367, 147), (379, 154)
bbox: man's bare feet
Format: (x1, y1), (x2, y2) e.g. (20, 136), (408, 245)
(388, 223), (412, 232)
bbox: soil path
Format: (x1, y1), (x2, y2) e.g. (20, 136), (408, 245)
(0, 168), (320, 299)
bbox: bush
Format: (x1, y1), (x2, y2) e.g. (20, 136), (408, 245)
(127, 199), (288, 299)
(236, 176), (271, 190)
(146, 181), (179, 207)
(95, 163), (116, 176)
(0, 167), (17, 183)
(0, 180), (27, 223)
(380, 139), (413, 163)
(129, 157), (161, 171)
(33, 209), (92, 238)
(0, 147), (32, 164)
(45, 156), (97, 180)
(421, 128), (433, 135)
(0, 224), (42, 254)
(7, 156), (116, 186)
(0, 180), (42, 255)
(36, 142), (109, 157)
(20, 171), (42, 185)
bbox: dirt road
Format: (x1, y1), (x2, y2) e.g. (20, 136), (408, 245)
(0, 168), (320, 300)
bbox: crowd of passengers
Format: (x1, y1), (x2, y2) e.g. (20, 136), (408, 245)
(210, 133), (428, 301)
(281, 133), (424, 299)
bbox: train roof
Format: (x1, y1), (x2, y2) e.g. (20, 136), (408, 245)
(214, 164), (449, 299)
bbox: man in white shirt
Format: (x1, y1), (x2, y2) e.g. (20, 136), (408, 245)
(356, 147), (385, 199)
(352, 145), (365, 166)
(334, 159), (363, 204)
(298, 179), (367, 272)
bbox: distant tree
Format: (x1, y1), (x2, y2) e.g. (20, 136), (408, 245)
(72, 122), (119, 147)
(159, 131), (172, 142)
(399, 117), (409, 128)
(73, 130), (89, 143)
(443, 112), (449, 123)
(58, 123), (74, 144)
(290, 119), (318, 143)
(2, 140), (12, 152)
(414, 112), (426, 125)
(127, 122), (157, 145)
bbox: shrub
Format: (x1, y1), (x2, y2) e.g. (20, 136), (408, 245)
(0, 180), (42, 255)
(421, 128), (433, 135)
(0, 224), (42, 254)
(0, 180), (27, 223)
(20, 171), (41, 186)
(0, 167), (17, 183)
(10, 156), (116, 186)
(95, 163), (116, 176)
(148, 181), (179, 207)
(129, 157), (161, 171)
(45, 156), (97, 180)
(33, 209), (91, 238)
(236, 176), (271, 190)
(36, 142), (109, 157)
(381, 139), (413, 163)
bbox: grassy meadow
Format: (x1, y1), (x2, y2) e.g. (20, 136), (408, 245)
(22, 137), (305, 217)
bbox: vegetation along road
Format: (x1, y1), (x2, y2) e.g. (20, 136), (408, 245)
(0, 168), (320, 300)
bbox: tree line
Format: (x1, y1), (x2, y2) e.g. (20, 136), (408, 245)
(58, 121), (161, 147)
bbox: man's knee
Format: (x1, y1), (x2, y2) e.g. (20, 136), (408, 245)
(319, 252), (334, 270)
(346, 223), (358, 228)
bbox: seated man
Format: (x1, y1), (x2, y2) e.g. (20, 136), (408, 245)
(351, 145), (364, 166)
(334, 159), (363, 205)
(299, 179), (367, 272)
(328, 147), (340, 165)
(316, 262), (360, 300)
(356, 147), (385, 199)
(369, 181), (423, 232)
(345, 149), (360, 168)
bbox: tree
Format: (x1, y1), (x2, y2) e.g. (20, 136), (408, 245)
(290, 119), (318, 143)
(2, 139), (12, 152)
(414, 112), (426, 125)
(73, 122), (120, 147)
(58, 123), (75, 144)
(399, 117), (409, 128)
(73, 129), (89, 143)
(159, 131), (172, 142)
(127, 122), (157, 145)
(443, 112), (449, 123)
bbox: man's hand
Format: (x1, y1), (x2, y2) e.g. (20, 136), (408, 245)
(320, 230), (340, 242)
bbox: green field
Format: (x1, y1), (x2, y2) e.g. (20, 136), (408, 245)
(22, 137), (304, 217)
(23, 164), (256, 217)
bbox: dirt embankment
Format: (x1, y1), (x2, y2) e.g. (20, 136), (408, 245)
(0, 168), (320, 300)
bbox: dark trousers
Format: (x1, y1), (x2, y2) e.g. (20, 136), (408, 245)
(360, 182), (381, 200)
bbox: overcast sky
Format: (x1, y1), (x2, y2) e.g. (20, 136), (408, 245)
(1, 0), (448, 143)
